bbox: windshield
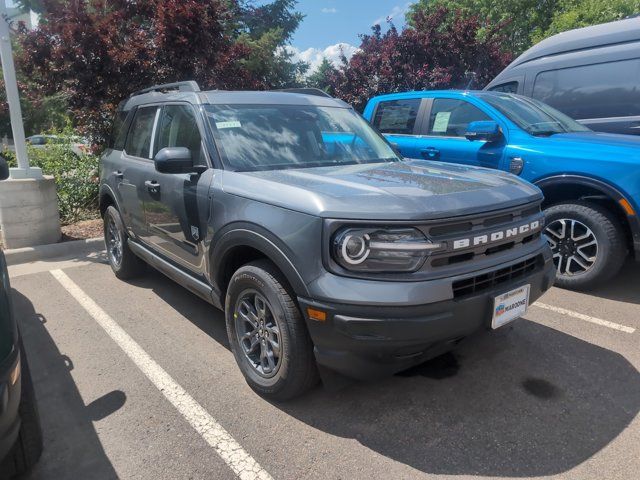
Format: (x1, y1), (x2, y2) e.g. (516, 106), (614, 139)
(478, 93), (591, 136)
(205, 104), (399, 171)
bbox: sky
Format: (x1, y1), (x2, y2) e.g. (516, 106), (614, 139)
(279, 0), (412, 73)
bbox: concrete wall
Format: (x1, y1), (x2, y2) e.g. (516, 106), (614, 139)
(0, 176), (61, 248)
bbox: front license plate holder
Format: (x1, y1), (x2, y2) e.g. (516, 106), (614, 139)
(492, 284), (530, 329)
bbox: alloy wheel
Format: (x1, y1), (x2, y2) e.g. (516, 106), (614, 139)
(234, 291), (282, 378)
(106, 215), (123, 268)
(545, 218), (598, 276)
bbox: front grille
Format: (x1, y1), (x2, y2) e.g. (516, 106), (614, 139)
(452, 255), (542, 299)
(424, 202), (544, 269)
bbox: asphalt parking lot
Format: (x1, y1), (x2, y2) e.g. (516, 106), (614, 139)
(7, 250), (640, 480)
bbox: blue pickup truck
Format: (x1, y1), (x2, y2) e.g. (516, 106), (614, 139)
(363, 91), (640, 289)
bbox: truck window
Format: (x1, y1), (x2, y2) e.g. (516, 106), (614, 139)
(124, 106), (159, 159)
(371, 99), (421, 134)
(427, 99), (491, 137)
(489, 81), (518, 94)
(532, 59), (640, 119)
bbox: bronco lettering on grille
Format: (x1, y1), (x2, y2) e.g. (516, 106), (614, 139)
(452, 220), (541, 250)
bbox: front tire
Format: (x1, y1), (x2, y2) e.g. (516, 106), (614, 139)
(544, 200), (627, 290)
(225, 260), (318, 400)
(103, 205), (145, 280)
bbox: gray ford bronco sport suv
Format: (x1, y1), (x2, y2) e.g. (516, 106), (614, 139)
(100, 82), (555, 400)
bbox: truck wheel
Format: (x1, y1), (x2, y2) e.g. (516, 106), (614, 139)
(544, 200), (627, 290)
(1, 349), (43, 477)
(103, 205), (145, 280)
(225, 260), (319, 400)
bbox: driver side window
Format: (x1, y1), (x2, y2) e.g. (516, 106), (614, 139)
(155, 105), (204, 165)
(427, 99), (491, 137)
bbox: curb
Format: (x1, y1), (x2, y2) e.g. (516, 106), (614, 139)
(4, 237), (105, 266)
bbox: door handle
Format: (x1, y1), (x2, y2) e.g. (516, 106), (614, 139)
(145, 180), (160, 193)
(113, 170), (123, 179)
(420, 148), (440, 160)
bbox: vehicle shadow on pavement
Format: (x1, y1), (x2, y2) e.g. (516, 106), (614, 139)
(11, 289), (120, 480)
(585, 261), (640, 305)
(128, 270), (231, 349)
(280, 320), (640, 477)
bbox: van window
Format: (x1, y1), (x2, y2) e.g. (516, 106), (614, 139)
(372, 99), (421, 134)
(532, 59), (640, 119)
(489, 81), (518, 94)
(427, 99), (491, 137)
(124, 106), (158, 158)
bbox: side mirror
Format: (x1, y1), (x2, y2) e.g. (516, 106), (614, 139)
(0, 155), (9, 181)
(154, 147), (202, 174)
(465, 121), (502, 142)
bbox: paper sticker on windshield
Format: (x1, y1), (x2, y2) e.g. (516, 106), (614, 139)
(216, 121), (241, 129)
(432, 112), (451, 133)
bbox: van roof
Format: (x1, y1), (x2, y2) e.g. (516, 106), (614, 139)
(504, 16), (640, 71)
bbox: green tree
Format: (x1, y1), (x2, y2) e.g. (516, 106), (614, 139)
(407, 0), (559, 53)
(305, 58), (337, 92)
(535, 0), (640, 42)
(237, 0), (308, 87)
(408, 0), (640, 53)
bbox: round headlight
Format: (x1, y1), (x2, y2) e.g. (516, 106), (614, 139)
(341, 233), (371, 264)
(332, 227), (442, 273)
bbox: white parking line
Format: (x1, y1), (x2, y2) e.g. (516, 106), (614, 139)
(50, 269), (273, 480)
(533, 302), (636, 334)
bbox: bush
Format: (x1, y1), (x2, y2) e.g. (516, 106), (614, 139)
(2, 132), (99, 224)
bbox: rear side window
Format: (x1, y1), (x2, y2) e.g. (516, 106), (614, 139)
(124, 106), (158, 158)
(110, 110), (131, 150)
(532, 59), (640, 119)
(155, 105), (203, 163)
(372, 99), (421, 134)
(489, 81), (518, 94)
(427, 99), (491, 137)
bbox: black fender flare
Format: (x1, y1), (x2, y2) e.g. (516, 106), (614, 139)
(208, 223), (310, 298)
(535, 174), (640, 253)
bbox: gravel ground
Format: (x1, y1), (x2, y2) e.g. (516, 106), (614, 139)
(61, 218), (102, 241)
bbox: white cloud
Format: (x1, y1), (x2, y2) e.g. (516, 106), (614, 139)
(372, 2), (411, 26)
(286, 43), (359, 74)
(321, 7), (337, 14)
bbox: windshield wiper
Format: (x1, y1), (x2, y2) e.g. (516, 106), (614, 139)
(530, 130), (562, 137)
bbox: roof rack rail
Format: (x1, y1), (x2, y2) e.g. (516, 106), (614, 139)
(131, 81), (201, 97)
(275, 88), (333, 98)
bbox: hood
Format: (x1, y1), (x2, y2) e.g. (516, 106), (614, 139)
(221, 160), (542, 220)
(541, 132), (640, 163)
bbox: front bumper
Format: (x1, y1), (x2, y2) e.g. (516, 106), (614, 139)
(299, 249), (555, 380)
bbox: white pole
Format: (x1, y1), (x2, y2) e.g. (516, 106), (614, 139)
(0, 1), (40, 178)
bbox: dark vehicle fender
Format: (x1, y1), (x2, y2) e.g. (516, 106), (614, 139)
(98, 183), (123, 217)
(535, 174), (640, 256)
(208, 224), (310, 302)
